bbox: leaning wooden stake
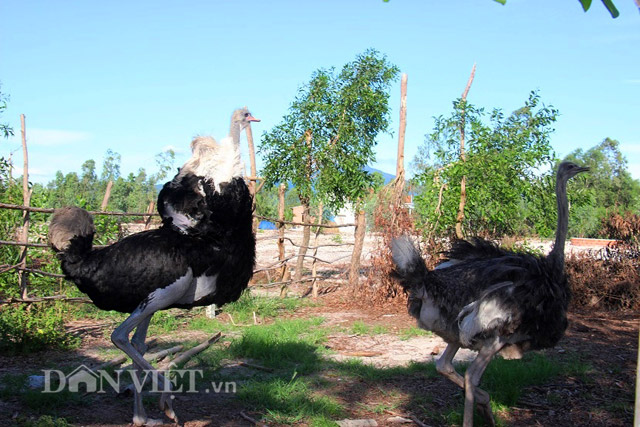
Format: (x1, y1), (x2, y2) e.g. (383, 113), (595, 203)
(454, 63), (476, 239)
(18, 114), (30, 299)
(277, 183), (290, 298)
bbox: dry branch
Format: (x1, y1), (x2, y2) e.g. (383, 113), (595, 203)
(165, 332), (222, 369)
(239, 411), (269, 427)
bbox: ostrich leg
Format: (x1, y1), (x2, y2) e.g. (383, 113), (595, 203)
(435, 343), (492, 418)
(111, 273), (195, 425)
(463, 338), (505, 427)
(128, 317), (165, 426)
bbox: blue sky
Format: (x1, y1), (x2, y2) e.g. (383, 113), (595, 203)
(1, 0), (639, 185)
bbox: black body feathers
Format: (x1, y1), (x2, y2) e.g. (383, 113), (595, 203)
(50, 177), (255, 314)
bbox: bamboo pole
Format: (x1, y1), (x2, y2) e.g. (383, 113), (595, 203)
(454, 63), (476, 239)
(18, 114), (30, 299)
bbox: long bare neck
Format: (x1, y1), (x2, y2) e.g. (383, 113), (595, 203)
(228, 121), (242, 146)
(549, 174), (568, 269)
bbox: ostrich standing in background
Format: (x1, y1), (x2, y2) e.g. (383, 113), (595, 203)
(48, 108), (259, 426)
(392, 161), (589, 427)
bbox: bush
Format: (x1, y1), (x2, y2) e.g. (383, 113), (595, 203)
(0, 303), (80, 353)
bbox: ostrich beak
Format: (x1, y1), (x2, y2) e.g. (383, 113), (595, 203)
(247, 115), (260, 122)
(577, 166), (590, 173)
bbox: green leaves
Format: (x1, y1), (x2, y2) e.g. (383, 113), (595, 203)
(259, 50), (399, 212)
(413, 91), (559, 238)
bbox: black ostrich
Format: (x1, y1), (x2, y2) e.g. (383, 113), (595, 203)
(157, 107), (260, 235)
(48, 109), (258, 426)
(391, 161), (589, 427)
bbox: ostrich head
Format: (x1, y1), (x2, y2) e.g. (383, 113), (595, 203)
(557, 161), (590, 183)
(230, 107), (260, 132)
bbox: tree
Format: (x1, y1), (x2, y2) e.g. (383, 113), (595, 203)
(564, 138), (640, 236)
(260, 49), (399, 281)
(413, 91), (560, 238)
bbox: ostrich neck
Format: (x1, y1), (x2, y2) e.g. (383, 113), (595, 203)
(228, 122), (242, 147)
(549, 176), (568, 269)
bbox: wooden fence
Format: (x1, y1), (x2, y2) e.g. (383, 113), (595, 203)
(0, 201), (362, 304)
(1, 73), (409, 304)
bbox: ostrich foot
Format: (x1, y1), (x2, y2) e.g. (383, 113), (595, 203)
(159, 393), (179, 424)
(132, 415), (164, 426)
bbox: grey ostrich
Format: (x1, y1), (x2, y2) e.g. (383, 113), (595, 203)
(391, 161), (589, 427)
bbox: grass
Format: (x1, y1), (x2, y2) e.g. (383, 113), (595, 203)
(238, 375), (344, 425)
(5, 293), (602, 426)
(398, 325), (433, 340)
(349, 320), (388, 335)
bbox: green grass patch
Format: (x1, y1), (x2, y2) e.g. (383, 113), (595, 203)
(229, 318), (326, 374)
(349, 320), (389, 335)
(398, 326), (433, 340)
(221, 291), (306, 324)
(481, 353), (563, 406)
(237, 375), (344, 425)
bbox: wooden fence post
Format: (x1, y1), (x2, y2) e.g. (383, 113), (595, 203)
(18, 114), (30, 299)
(278, 183), (289, 298)
(244, 106), (259, 233)
(348, 209), (366, 287)
(393, 73), (408, 221)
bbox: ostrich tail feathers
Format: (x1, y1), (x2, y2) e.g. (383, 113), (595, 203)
(391, 236), (428, 291)
(49, 207), (95, 256)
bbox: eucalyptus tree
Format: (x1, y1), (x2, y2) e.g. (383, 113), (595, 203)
(260, 49), (399, 282)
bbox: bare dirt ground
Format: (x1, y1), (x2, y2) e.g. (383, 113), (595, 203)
(0, 230), (638, 426)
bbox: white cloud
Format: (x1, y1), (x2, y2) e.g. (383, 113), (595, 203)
(27, 129), (92, 147)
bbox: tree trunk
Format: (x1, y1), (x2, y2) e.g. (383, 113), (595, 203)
(454, 63), (476, 239)
(311, 202), (323, 298)
(101, 180), (113, 211)
(348, 208), (366, 287)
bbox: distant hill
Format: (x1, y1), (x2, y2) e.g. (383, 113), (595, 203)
(364, 165), (395, 184)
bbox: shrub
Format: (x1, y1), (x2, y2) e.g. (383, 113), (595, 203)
(0, 302), (80, 353)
